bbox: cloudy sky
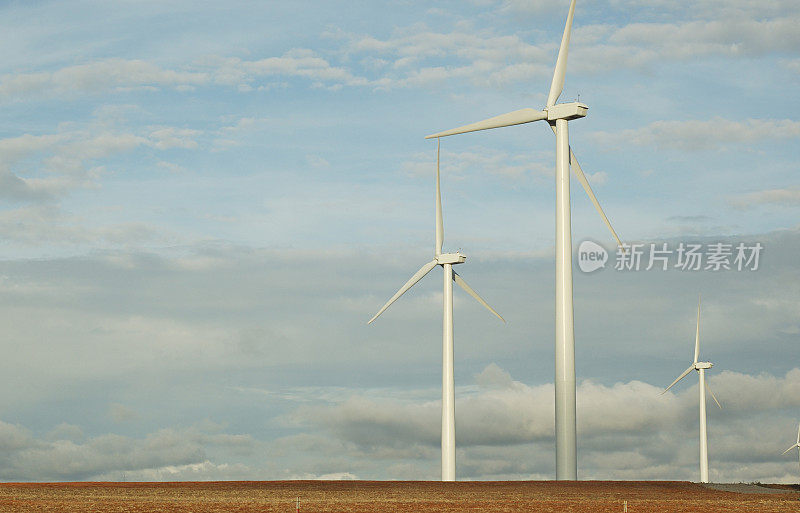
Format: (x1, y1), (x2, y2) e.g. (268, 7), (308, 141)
(0, 0), (799, 482)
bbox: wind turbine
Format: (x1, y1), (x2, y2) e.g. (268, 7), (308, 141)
(662, 295), (722, 484)
(782, 422), (800, 474)
(368, 140), (504, 481)
(424, 0), (623, 480)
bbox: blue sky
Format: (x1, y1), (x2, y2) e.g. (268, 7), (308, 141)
(0, 0), (799, 482)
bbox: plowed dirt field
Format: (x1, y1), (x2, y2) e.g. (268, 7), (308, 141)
(0, 480), (798, 512)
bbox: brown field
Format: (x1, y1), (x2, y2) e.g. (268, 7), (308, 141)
(0, 480), (798, 513)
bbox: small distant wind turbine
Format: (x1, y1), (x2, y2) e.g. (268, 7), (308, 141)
(368, 140), (504, 481)
(424, 0), (623, 480)
(662, 295), (722, 484)
(782, 422), (800, 474)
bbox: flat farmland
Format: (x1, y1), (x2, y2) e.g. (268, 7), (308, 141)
(0, 480), (798, 512)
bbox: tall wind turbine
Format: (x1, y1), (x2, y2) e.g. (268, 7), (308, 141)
(783, 422), (800, 475)
(662, 295), (722, 484)
(368, 140), (504, 481)
(424, 0), (623, 480)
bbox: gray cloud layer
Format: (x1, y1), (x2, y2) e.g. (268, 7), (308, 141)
(0, 227), (798, 481)
(285, 365), (800, 482)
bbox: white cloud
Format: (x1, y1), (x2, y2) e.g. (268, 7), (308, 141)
(0, 6), (793, 105)
(0, 50), (373, 101)
(325, 7), (800, 90)
(605, 0), (800, 19)
(729, 188), (800, 209)
(0, 59), (208, 100)
(0, 205), (168, 247)
(0, 1), (794, 106)
(287, 471), (360, 480)
(0, 108), (205, 213)
(402, 147), (551, 181)
(340, 29), (553, 90)
(0, 420), (253, 481)
(148, 127), (202, 150)
(586, 171), (607, 185)
(591, 118), (800, 151)
(492, 0), (562, 15)
(604, 18), (799, 58)
(96, 460), (253, 482)
(212, 117), (273, 150)
(202, 49), (371, 90)
(306, 154), (331, 169)
(108, 403), (138, 423)
(285, 364), (800, 481)
(156, 161), (187, 174)
(0, 111), (208, 251)
(46, 424), (84, 443)
(786, 59), (800, 74)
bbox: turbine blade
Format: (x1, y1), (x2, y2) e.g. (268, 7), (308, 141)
(694, 294), (701, 364)
(567, 144), (624, 249)
(435, 139), (444, 256)
(368, 260), (438, 324)
(425, 108), (547, 139)
(796, 422), (800, 445)
(546, 0), (577, 107)
(662, 365), (695, 394)
(453, 271), (505, 323)
(705, 376), (721, 409)
(783, 445), (798, 455)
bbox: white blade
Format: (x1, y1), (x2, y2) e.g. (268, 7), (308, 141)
(694, 294), (701, 364)
(546, 0), (577, 107)
(435, 139), (443, 256)
(704, 376), (721, 409)
(662, 365), (695, 394)
(548, 125), (623, 248)
(453, 271), (505, 323)
(783, 444), (799, 455)
(796, 422), (800, 445)
(425, 108), (547, 139)
(368, 260), (437, 324)
(568, 146), (624, 249)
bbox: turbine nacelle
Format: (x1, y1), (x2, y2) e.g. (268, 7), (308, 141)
(547, 102), (588, 121)
(694, 362), (713, 370)
(436, 252), (466, 265)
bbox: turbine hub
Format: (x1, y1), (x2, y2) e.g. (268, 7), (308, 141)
(695, 361), (713, 370)
(546, 102), (588, 121)
(436, 252), (466, 265)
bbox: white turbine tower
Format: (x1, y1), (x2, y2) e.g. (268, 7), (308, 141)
(424, 0), (623, 480)
(368, 140), (504, 481)
(662, 295), (722, 484)
(783, 422), (800, 474)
